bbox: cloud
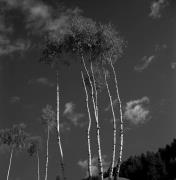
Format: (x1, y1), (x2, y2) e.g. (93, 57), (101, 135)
(171, 62), (176, 69)
(124, 96), (151, 125)
(0, 36), (30, 56)
(1, 0), (80, 35)
(105, 99), (118, 112)
(63, 102), (85, 127)
(28, 77), (54, 87)
(149, 0), (169, 19)
(9, 96), (21, 104)
(154, 44), (167, 52)
(0, 0), (80, 57)
(78, 155), (109, 177)
(134, 55), (155, 72)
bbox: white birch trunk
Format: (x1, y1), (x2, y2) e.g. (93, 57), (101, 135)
(81, 71), (92, 178)
(45, 125), (50, 180)
(37, 150), (40, 180)
(90, 62), (103, 180)
(81, 56), (103, 180)
(109, 59), (124, 180)
(104, 70), (117, 180)
(56, 71), (66, 180)
(7, 146), (14, 180)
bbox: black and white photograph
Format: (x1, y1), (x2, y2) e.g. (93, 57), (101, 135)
(0, 0), (176, 180)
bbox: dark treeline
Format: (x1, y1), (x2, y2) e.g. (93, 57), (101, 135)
(81, 138), (176, 180)
(119, 138), (176, 180)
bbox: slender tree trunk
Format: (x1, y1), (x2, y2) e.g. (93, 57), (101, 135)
(104, 69), (117, 180)
(7, 146), (14, 180)
(56, 71), (66, 180)
(81, 71), (92, 179)
(109, 59), (124, 180)
(37, 150), (40, 180)
(45, 125), (50, 180)
(81, 56), (103, 180)
(90, 62), (103, 180)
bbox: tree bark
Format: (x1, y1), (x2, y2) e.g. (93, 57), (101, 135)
(7, 146), (14, 180)
(104, 69), (117, 180)
(37, 150), (40, 180)
(45, 125), (50, 180)
(81, 71), (92, 179)
(81, 56), (103, 180)
(109, 59), (124, 180)
(56, 71), (66, 180)
(90, 62), (103, 180)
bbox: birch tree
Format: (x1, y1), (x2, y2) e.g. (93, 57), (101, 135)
(0, 124), (28, 180)
(41, 14), (125, 180)
(40, 39), (70, 180)
(41, 104), (56, 180)
(97, 24), (125, 180)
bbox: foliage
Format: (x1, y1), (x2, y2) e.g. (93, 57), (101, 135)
(41, 104), (56, 131)
(83, 138), (176, 180)
(40, 14), (125, 66)
(119, 139), (176, 180)
(0, 123), (29, 151)
(27, 136), (42, 156)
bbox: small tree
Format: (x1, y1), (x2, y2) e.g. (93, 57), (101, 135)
(41, 104), (56, 180)
(0, 124), (28, 180)
(27, 136), (42, 180)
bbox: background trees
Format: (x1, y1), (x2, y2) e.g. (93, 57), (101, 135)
(0, 124), (29, 180)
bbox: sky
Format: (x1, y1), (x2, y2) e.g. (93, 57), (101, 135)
(0, 0), (176, 180)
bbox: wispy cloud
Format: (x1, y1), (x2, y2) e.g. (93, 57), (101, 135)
(9, 96), (21, 104)
(154, 43), (167, 52)
(171, 62), (176, 69)
(78, 155), (109, 177)
(0, 0), (80, 57)
(124, 96), (151, 125)
(1, 0), (80, 35)
(0, 36), (30, 56)
(28, 77), (54, 87)
(134, 43), (167, 72)
(149, 0), (169, 19)
(134, 55), (155, 72)
(63, 102), (85, 127)
(105, 99), (118, 112)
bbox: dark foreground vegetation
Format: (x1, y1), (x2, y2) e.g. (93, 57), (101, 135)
(81, 138), (176, 180)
